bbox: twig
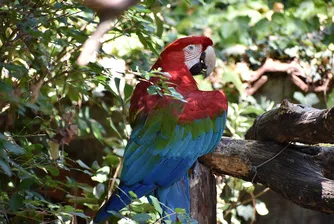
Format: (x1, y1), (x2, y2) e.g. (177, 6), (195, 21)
(250, 192), (256, 224)
(223, 188), (270, 218)
(246, 75), (268, 95)
(107, 158), (123, 201)
(154, 211), (178, 224)
(289, 74), (308, 92)
(12, 134), (47, 138)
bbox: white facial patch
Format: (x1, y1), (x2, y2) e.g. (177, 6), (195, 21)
(184, 44), (202, 70)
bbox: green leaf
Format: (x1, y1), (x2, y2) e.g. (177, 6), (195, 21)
(147, 85), (162, 96)
(175, 208), (186, 214)
(25, 102), (40, 111)
(166, 87), (187, 102)
(242, 106), (264, 116)
(104, 154), (120, 166)
(107, 118), (123, 140)
(149, 195), (162, 214)
(129, 190), (138, 199)
(63, 205), (75, 212)
(45, 165), (60, 176)
(293, 92), (305, 104)
(4, 142), (25, 155)
(242, 181), (255, 193)
(133, 213), (151, 222)
(221, 21), (238, 39)
(0, 159), (12, 176)
(223, 68), (244, 94)
(256, 201), (269, 216)
(136, 31), (160, 56)
(124, 83), (134, 101)
(4, 64), (27, 78)
(304, 93), (320, 106)
(0, 133), (5, 140)
(54, 2), (63, 9)
(294, 92), (320, 106)
(70, 212), (89, 219)
(90, 120), (105, 141)
(253, 18), (271, 39)
(145, 0), (156, 8)
(92, 166), (110, 183)
(93, 183), (105, 199)
(326, 90), (334, 108)
(154, 13), (163, 38)
(18, 178), (35, 191)
(76, 159), (92, 171)
(10, 192), (24, 212)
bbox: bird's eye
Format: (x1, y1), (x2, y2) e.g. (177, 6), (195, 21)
(187, 45), (195, 51)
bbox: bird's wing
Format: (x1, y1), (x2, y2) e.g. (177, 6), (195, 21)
(121, 96), (227, 187)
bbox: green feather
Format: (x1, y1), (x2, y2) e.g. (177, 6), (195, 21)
(153, 135), (170, 150)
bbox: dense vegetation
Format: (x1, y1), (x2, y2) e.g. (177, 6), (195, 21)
(0, 0), (333, 223)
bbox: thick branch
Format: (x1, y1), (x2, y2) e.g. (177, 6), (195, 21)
(200, 137), (334, 215)
(245, 99), (334, 144)
(249, 58), (306, 83)
(77, 0), (139, 66)
(246, 58), (334, 95)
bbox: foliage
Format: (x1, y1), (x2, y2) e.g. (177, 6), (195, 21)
(0, 0), (164, 222)
(0, 0), (333, 223)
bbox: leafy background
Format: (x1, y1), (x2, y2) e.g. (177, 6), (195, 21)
(0, 0), (334, 223)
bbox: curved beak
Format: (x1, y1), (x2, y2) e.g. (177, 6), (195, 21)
(189, 45), (216, 77)
(203, 46), (216, 77)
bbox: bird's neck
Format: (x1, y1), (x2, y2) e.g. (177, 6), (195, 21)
(167, 69), (198, 93)
(152, 57), (198, 93)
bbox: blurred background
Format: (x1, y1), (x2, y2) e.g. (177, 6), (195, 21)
(0, 0), (333, 223)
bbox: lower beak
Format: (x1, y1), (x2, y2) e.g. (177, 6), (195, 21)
(189, 46), (216, 77)
(203, 46), (216, 77)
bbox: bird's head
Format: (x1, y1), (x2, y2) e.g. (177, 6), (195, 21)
(152, 36), (216, 80)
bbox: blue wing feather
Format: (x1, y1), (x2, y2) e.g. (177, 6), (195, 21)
(94, 111), (227, 222)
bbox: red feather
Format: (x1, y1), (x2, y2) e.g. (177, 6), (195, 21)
(130, 36), (227, 125)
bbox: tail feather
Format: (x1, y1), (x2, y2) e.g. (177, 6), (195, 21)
(155, 174), (190, 221)
(93, 183), (156, 223)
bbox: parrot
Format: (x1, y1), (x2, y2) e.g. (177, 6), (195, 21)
(93, 36), (228, 223)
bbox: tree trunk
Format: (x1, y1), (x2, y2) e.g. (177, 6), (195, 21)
(190, 163), (217, 224)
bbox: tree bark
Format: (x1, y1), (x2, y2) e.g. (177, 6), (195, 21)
(190, 163), (217, 224)
(199, 137), (334, 215)
(194, 100), (334, 217)
(245, 99), (334, 144)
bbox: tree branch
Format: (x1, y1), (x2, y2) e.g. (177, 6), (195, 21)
(195, 100), (334, 216)
(245, 99), (334, 144)
(249, 58), (306, 83)
(246, 58), (334, 95)
(77, 0), (139, 66)
(199, 137), (334, 215)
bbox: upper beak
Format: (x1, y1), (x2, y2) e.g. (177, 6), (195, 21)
(189, 45), (216, 77)
(203, 46), (216, 77)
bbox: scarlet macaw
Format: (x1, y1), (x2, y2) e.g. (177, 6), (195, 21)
(94, 36), (227, 223)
